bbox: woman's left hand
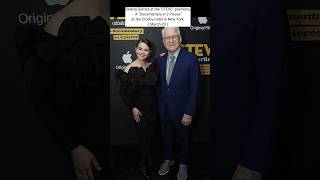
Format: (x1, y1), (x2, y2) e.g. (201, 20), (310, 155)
(132, 107), (142, 123)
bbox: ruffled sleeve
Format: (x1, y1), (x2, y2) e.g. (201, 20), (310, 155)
(16, 18), (108, 88)
(56, 18), (107, 88)
(15, 25), (82, 150)
(15, 26), (60, 73)
(116, 69), (135, 111)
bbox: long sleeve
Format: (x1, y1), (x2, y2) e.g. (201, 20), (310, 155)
(184, 54), (200, 116)
(30, 60), (81, 151)
(119, 72), (135, 111)
(119, 81), (135, 111)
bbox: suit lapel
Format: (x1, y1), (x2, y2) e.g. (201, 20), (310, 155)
(161, 53), (168, 86)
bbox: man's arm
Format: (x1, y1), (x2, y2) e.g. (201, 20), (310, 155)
(184, 54), (200, 116)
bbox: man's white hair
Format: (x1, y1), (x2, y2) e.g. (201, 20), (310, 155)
(161, 27), (181, 38)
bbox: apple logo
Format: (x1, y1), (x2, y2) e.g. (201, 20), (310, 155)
(122, 51), (132, 64)
(44, 0), (69, 6)
(198, 17), (208, 25)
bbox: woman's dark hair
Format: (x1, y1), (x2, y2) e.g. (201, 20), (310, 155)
(135, 38), (154, 62)
(135, 38), (153, 50)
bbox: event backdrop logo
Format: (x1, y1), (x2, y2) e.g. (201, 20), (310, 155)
(190, 17), (210, 31)
(44, 0), (69, 6)
(122, 51), (133, 64)
(18, 12), (52, 26)
(198, 17), (208, 24)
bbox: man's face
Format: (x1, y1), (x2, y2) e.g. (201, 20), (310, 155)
(163, 28), (182, 53)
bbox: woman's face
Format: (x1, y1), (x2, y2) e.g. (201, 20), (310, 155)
(135, 42), (151, 61)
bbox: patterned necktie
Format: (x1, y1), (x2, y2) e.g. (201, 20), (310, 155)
(166, 55), (176, 85)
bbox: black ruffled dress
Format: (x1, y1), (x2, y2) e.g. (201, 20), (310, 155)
(15, 16), (109, 170)
(116, 64), (158, 169)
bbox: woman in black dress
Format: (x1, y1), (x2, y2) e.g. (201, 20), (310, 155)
(15, 0), (109, 180)
(117, 38), (158, 179)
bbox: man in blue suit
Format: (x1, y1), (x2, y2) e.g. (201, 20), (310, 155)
(157, 27), (200, 180)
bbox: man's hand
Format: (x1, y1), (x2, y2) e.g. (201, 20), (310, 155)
(132, 107), (142, 123)
(181, 114), (192, 126)
(71, 145), (101, 180)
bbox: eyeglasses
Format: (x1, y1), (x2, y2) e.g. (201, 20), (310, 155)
(163, 35), (180, 42)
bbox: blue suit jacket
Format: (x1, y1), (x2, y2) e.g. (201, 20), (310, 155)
(157, 48), (200, 118)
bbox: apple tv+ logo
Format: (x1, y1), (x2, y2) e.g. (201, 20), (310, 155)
(44, 0), (69, 6)
(122, 51), (132, 64)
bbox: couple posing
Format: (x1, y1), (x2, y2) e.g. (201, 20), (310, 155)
(118, 27), (200, 180)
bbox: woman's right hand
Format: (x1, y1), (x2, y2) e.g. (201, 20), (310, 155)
(132, 107), (142, 123)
